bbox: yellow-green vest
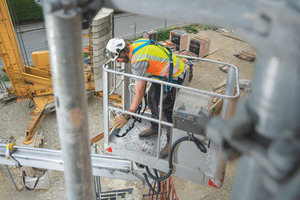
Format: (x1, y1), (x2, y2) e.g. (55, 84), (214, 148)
(129, 39), (185, 79)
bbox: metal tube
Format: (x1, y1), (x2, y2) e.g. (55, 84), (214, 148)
(0, 144), (146, 181)
(108, 106), (173, 127)
(113, 61), (117, 91)
(232, 155), (270, 200)
(93, 176), (99, 200)
(104, 66), (240, 99)
(103, 64), (110, 148)
(232, 53), (300, 199)
(122, 62), (131, 110)
(248, 55), (300, 139)
(109, 79), (124, 96)
(0, 166), (18, 190)
(43, 5), (94, 200)
(221, 67), (239, 120)
(156, 83), (164, 159)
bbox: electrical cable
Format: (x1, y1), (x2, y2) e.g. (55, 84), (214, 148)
(22, 171), (42, 191)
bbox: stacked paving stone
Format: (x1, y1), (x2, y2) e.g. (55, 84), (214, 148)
(143, 29), (157, 41)
(92, 8), (114, 91)
(188, 34), (211, 58)
(169, 29), (188, 52)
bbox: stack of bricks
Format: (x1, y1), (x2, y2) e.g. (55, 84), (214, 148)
(169, 29), (188, 52)
(165, 40), (174, 47)
(188, 34), (210, 58)
(143, 30), (157, 41)
(92, 8), (114, 91)
(158, 40), (176, 52)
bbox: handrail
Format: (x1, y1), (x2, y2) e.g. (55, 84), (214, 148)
(103, 62), (240, 100)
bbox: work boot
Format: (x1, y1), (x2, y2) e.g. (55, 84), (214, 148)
(139, 126), (158, 138)
(160, 142), (170, 159)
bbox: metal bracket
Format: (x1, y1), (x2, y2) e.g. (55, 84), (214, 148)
(4, 143), (20, 168)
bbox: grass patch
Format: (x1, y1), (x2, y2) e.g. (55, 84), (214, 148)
(202, 25), (216, 30)
(182, 24), (200, 34)
(157, 29), (172, 42)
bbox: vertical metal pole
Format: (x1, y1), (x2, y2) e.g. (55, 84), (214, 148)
(232, 53), (300, 199)
(134, 22), (136, 39)
(248, 55), (300, 139)
(43, 4), (94, 200)
(221, 67), (239, 120)
(113, 61), (117, 91)
(103, 64), (109, 147)
(123, 62), (131, 110)
(165, 18), (167, 31)
(156, 83), (164, 158)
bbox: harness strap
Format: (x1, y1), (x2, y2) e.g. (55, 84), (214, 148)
(132, 40), (151, 55)
(132, 39), (175, 88)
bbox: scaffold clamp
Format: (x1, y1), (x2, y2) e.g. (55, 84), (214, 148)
(5, 143), (20, 168)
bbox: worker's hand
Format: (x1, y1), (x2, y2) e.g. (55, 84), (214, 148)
(113, 114), (130, 129)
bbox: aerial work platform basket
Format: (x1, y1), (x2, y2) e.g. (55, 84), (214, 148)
(102, 56), (240, 188)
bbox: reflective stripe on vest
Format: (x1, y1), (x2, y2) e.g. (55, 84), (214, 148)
(129, 39), (185, 78)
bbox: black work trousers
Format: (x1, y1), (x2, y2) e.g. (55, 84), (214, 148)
(148, 80), (182, 142)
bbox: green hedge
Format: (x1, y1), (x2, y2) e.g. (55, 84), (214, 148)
(7, 0), (43, 23)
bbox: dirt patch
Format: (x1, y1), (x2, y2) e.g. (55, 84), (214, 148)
(0, 29), (256, 199)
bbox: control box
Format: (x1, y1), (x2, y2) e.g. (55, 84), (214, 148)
(173, 89), (212, 135)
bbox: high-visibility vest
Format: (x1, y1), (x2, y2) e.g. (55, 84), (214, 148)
(129, 39), (185, 80)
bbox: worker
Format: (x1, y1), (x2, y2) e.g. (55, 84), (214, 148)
(105, 38), (187, 158)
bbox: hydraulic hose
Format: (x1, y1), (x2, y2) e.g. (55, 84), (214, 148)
(144, 135), (207, 182)
(115, 94), (148, 137)
(143, 169), (161, 194)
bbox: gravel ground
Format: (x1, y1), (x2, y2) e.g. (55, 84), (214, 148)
(0, 29), (256, 199)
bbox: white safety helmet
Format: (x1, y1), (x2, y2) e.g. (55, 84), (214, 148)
(105, 38), (125, 58)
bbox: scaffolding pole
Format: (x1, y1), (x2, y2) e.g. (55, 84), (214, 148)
(43, 2), (94, 200)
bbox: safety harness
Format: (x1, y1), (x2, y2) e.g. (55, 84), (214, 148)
(132, 39), (176, 92)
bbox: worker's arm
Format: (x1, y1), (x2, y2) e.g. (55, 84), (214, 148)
(113, 61), (148, 129)
(113, 80), (146, 129)
(128, 80), (146, 115)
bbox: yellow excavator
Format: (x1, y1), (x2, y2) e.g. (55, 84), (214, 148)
(0, 0), (116, 144)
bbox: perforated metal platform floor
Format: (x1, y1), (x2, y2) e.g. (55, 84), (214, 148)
(109, 119), (168, 158)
